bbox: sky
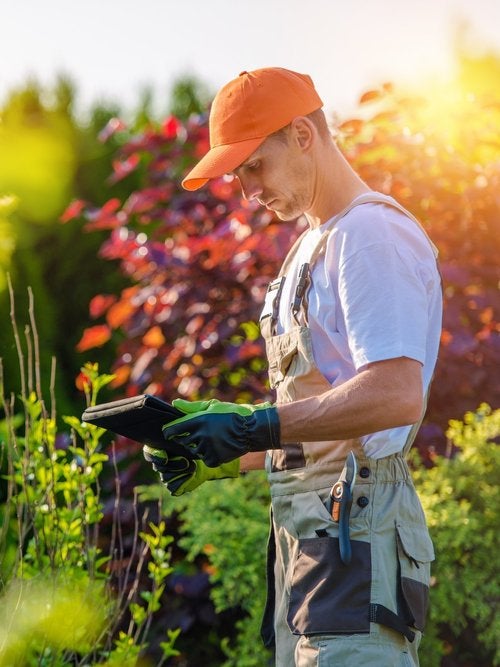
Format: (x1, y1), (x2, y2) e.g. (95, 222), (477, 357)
(1, 0), (500, 119)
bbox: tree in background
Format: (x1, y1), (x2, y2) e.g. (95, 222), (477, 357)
(68, 53), (500, 452)
(67, 77), (297, 408)
(0, 77), (144, 415)
(0, 77), (82, 409)
(339, 51), (500, 451)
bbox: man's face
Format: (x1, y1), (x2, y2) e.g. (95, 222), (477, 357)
(232, 131), (311, 221)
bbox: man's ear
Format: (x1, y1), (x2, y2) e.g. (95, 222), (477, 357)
(290, 116), (315, 151)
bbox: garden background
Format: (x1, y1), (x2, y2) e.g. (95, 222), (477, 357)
(1, 2), (499, 665)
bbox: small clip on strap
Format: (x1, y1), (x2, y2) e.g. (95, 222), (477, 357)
(291, 263), (310, 323)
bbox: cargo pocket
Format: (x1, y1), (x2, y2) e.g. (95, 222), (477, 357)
(287, 536), (371, 635)
(266, 336), (298, 389)
(396, 523), (435, 631)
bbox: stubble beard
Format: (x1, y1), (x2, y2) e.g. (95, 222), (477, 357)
(267, 189), (308, 221)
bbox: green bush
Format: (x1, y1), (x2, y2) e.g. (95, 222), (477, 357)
(414, 404), (500, 666)
(0, 292), (179, 666)
(139, 472), (272, 667)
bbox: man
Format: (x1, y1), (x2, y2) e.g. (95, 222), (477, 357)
(144, 68), (442, 666)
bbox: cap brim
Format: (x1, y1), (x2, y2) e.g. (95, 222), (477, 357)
(182, 136), (265, 191)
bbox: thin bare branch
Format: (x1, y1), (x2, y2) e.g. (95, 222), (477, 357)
(24, 325), (33, 397)
(50, 356), (57, 423)
(7, 274), (26, 402)
(28, 287), (47, 418)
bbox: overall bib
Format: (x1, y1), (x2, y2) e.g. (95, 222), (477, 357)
(259, 194), (437, 666)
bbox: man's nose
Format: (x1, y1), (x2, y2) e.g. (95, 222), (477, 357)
(239, 176), (263, 202)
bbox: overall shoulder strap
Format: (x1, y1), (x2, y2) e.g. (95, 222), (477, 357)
(277, 194), (385, 277)
(309, 192), (439, 267)
(276, 227), (309, 278)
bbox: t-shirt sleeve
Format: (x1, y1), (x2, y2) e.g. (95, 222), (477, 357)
(337, 241), (430, 370)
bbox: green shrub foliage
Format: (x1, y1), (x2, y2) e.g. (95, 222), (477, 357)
(139, 471), (273, 666)
(414, 405), (500, 667)
(0, 310), (179, 666)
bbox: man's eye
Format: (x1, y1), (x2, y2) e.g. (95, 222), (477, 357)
(247, 161), (260, 171)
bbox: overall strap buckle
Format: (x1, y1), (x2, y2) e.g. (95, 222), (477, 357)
(291, 262), (310, 326)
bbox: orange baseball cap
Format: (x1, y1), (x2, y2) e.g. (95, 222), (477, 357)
(181, 67), (323, 191)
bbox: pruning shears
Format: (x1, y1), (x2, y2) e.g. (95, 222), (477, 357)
(328, 451), (357, 565)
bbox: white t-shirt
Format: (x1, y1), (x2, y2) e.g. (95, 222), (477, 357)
(274, 197), (442, 458)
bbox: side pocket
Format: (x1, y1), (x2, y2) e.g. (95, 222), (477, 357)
(287, 536), (371, 635)
(278, 343), (299, 381)
(396, 523), (435, 631)
(266, 337), (298, 388)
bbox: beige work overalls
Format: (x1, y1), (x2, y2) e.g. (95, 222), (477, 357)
(259, 194), (437, 667)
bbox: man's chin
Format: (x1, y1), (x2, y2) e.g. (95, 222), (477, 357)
(265, 200), (303, 221)
(274, 209), (300, 222)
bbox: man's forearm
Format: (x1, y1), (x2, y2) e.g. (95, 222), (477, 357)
(278, 357), (423, 443)
(240, 451), (266, 471)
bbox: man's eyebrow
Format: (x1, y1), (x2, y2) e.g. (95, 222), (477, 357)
(232, 155), (259, 175)
(231, 162), (247, 176)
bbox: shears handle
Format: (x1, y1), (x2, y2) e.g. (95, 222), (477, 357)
(329, 481), (354, 565)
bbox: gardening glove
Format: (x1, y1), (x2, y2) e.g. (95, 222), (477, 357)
(162, 398), (281, 467)
(143, 445), (240, 496)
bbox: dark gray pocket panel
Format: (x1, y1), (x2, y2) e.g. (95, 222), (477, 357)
(400, 576), (429, 631)
(287, 536), (371, 635)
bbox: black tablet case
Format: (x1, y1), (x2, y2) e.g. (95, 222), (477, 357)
(81, 394), (184, 450)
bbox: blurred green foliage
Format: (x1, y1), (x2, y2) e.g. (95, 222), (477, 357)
(0, 79), (76, 225)
(0, 576), (110, 665)
(0, 77), (129, 417)
(0, 194), (18, 293)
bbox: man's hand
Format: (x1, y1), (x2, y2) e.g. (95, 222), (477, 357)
(143, 445), (240, 496)
(161, 398), (281, 467)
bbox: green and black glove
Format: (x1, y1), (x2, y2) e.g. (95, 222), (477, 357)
(143, 445), (240, 496)
(162, 398), (281, 467)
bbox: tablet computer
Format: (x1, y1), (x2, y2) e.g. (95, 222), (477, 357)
(81, 394), (185, 451)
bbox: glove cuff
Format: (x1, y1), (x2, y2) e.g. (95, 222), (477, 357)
(250, 406), (281, 452)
